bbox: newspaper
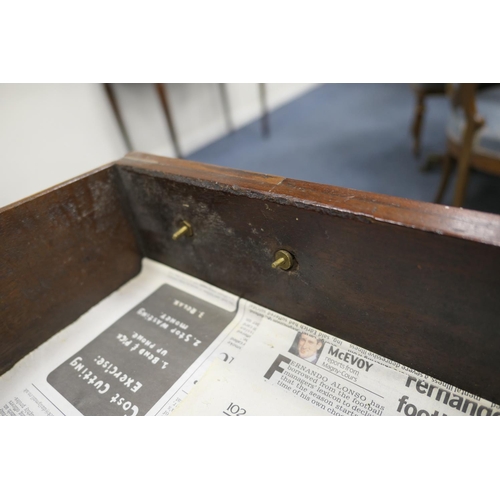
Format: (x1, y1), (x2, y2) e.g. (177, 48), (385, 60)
(172, 309), (500, 416)
(1, 258), (498, 416)
(0, 259), (250, 416)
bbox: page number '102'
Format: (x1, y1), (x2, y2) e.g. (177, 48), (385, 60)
(224, 402), (246, 416)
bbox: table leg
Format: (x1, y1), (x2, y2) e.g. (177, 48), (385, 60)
(103, 83), (133, 152)
(219, 83), (235, 133)
(259, 83), (270, 138)
(155, 83), (183, 158)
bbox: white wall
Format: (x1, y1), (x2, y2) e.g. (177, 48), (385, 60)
(0, 83), (318, 208)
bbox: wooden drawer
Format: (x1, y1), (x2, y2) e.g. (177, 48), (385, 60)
(2, 152), (500, 404)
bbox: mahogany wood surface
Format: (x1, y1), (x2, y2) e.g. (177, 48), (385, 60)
(117, 153), (500, 403)
(2, 152), (500, 404)
(0, 166), (142, 375)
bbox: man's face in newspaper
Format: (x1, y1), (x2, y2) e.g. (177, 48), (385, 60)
(298, 333), (322, 360)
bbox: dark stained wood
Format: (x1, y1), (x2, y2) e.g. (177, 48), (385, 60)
(116, 153), (500, 403)
(3, 152), (500, 405)
(0, 165), (142, 375)
(117, 152), (500, 247)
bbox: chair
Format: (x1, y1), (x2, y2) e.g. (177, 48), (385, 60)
(435, 83), (500, 207)
(410, 83), (447, 157)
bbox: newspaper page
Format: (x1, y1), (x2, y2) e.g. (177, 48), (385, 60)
(0, 259), (263, 416)
(172, 305), (500, 416)
(1, 259), (498, 416)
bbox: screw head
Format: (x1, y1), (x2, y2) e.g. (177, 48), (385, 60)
(272, 250), (294, 270)
(172, 220), (193, 240)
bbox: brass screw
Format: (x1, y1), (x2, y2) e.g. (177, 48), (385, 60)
(172, 221), (193, 240)
(272, 249), (294, 270)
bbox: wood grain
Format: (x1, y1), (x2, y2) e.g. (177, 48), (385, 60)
(0, 166), (142, 375)
(3, 152), (500, 405)
(117, 153), (500, 403)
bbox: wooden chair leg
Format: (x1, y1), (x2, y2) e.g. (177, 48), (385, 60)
(434, 153), (453, 204)
(103, 83), (133, 152)
(259, 83), (270, 138)
(411, 91), (425, 158)
(219, 83), (235, 133)
(452, 123), (477, 207)
(452, 157), (471, 208)
(155, 83), (183, 158)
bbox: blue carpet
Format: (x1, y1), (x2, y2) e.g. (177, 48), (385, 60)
(187, 84), (500, 215)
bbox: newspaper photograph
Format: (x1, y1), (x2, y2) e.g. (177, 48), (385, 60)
(1, 258), (498, 416)
(172, 308), (500, 416)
